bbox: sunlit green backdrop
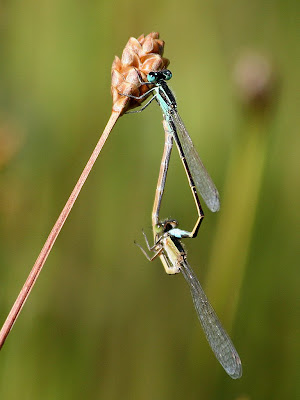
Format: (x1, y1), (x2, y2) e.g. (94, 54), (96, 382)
(0, 1), (299, 399)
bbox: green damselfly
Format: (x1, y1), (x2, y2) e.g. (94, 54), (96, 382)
(122, 69), (220, 237)
(137, 219), (242, 379)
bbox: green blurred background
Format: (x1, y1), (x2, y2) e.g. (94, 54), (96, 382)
(0, 1), (299, 399)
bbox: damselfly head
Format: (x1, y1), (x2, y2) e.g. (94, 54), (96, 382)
(154, 219), (177, 235)
(147, 69), (172, 84)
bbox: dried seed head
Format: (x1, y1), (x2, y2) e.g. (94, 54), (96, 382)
(233, 51), (277, 112)
(111, 32), (169, 114)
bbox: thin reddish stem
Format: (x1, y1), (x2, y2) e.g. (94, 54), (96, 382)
(0, 110), (121, 350)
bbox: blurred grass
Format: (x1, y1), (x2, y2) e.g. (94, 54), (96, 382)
(0, 1), (299, 399)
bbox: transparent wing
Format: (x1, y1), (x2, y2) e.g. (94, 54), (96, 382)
(171, 111), (220, 212)
(180, 259), (242, 379)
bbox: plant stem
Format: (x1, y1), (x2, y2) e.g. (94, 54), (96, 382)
(206, 113), (269, 329)
(0, 110), (121, 350)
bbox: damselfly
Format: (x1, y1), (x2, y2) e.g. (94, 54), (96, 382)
(136, 219), (242, 379)
(122, 69), (220, 238)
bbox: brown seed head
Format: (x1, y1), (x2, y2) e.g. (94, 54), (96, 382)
(233, 51), (277, 113)
(111, 32), (169, 114)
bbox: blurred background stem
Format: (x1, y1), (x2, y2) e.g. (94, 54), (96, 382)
(206, 111), (269, 329)
(205, 52), (277, 334)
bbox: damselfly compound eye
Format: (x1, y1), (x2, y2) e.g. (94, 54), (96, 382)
(164, 70), (172, 81)
(147, 72), (157, 83)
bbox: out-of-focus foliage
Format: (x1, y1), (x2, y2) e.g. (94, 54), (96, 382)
(0, 1), (299, 399)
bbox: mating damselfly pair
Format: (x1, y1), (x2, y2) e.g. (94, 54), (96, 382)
(0, 35), (241, 375)
(0, 33), (241, 380)
(122, 69), (242, 379)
